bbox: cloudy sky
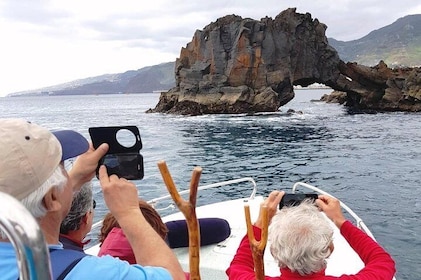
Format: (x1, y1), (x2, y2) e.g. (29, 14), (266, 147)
(1, 0), (420, 96)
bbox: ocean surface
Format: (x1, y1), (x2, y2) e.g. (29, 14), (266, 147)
(0, 90), (419, 280)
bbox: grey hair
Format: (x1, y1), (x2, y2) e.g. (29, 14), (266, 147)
(21, 166), (67, 218)
(1, 166), (67, 239)
(269, 199), (333, 275)
(60, 181), (93, 234)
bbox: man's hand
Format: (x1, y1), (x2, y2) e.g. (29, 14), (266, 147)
(254, 190), (284, 229)
(316, 195), (346, 228)
(68, 143), (108, 192)
(98, 165), (140, 221)
(98, 165), (185, 280)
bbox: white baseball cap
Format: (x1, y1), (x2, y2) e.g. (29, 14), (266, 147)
(0, 119), (89, 200)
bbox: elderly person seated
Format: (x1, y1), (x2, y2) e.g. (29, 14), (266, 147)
(60, 181), (95, 251)
(226, 191), (396, 280)
(0, 119), (185, 280)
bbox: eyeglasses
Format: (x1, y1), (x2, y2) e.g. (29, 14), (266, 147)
(93, 199), (96, 209)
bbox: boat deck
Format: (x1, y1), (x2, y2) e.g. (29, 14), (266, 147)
(161, 196), (365, 279)
(86, 179), (397, 279)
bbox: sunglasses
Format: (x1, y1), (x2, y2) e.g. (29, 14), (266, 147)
(93, 199), (96, 209)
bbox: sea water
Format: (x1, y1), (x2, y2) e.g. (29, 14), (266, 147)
(0, 89), (419, 280)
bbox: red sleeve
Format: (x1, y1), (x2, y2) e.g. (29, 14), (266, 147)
(334, 221), (396, 280)
(226, 226), (279, 280)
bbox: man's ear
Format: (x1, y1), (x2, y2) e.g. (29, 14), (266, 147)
(43, 187), (62, 212)
(81, 212), (90, 224)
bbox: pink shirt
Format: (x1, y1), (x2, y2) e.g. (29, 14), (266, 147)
(98, 227), (136, 264)
(98, 227), (191, 279)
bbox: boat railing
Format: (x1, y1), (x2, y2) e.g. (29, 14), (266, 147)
(0, 192), (52, 280)
(91, 178), (374, 241)
(292, 182), (376, 240)
(149, 177), (257, 211)
(90, 177), (257, 232)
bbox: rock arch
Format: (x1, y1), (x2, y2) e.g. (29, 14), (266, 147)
(148, 8), (421, 115)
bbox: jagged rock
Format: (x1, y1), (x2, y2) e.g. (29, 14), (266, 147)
(331, 61), (421, 112)
(320, 91), (347, 104)
(286, 109), (303, 115)
(148, 8), (421, 115)
(148, 8), (340, 115)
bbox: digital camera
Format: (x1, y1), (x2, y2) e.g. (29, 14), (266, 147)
(89, 126), (144, 180)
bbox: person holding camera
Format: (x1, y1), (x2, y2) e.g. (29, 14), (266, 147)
(226, 190), (396, 280)
(0, 119), (185, 280)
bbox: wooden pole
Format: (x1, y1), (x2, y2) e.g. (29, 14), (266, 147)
(157, 160), (202, 280)
(244, 203), (268, 280)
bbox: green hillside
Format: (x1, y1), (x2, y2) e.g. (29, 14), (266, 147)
(329, 14), (421, 67)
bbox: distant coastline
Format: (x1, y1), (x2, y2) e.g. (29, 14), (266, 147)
(294, 84), (331, 90)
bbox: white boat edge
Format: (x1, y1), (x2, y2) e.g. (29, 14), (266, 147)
(85, 178), (397, 280)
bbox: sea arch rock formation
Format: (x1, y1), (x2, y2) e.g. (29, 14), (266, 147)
(147, 8), (421, 115)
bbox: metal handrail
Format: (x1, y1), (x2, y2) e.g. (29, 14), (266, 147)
(149, 177), (257, 209)
(292, 182), (376, 240)
(0, 192), (52, 280)
(91, 177), (257, 231)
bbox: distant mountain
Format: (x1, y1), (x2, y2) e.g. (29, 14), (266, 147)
(8, 14), (421, 97)
(329, 14), (421, 67)
(8, 61), (175, 97)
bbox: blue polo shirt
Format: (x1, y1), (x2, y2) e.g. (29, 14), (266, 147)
(0, 242), (172, 280)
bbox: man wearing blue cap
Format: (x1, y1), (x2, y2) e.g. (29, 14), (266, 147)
(0, 119), (185, 280)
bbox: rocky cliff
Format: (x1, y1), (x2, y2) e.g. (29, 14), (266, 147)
(330, 61), (421, 112)
(148, 8), (421, 115)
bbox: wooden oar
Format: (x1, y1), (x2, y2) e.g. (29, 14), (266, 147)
(157, 160), (202, 280)
(244, 203), (268, 280)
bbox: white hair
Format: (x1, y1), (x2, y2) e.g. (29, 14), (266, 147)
(20, 166), (67, 218)
(269, 199), (333, 275)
